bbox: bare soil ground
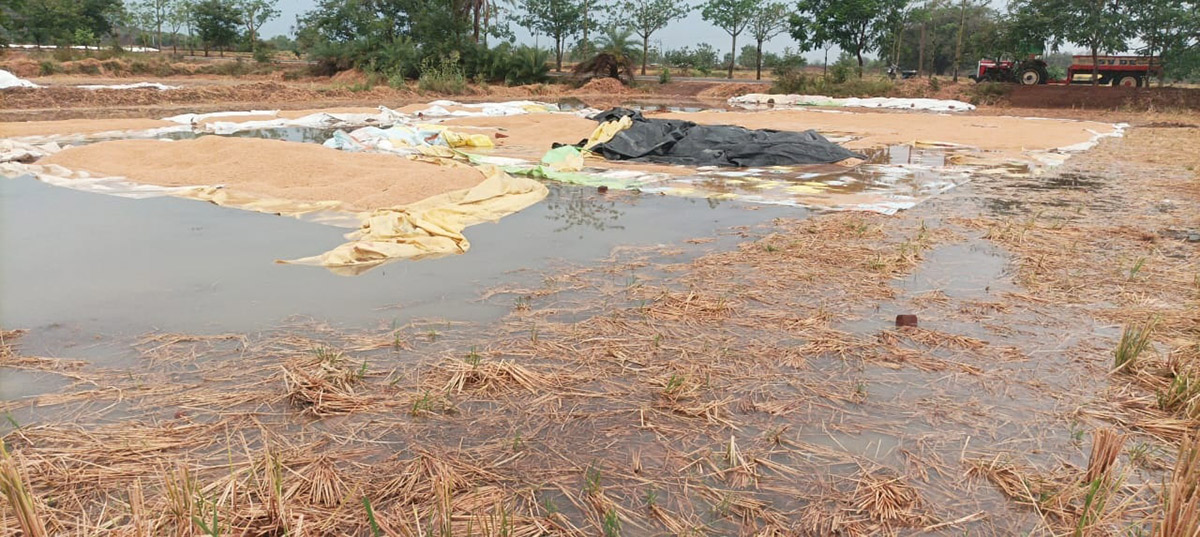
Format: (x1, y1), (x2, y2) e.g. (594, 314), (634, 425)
(0, 67), (1198, 535)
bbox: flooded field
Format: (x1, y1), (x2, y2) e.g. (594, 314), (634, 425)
(0, 101), (1197, 536)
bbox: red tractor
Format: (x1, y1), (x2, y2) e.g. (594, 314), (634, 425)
(969, 55), (1051, 85)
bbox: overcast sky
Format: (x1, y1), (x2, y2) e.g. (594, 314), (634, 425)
(260, 0), (1043, 64)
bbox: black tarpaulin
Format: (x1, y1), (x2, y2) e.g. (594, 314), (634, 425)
(587, 108), (863, 167)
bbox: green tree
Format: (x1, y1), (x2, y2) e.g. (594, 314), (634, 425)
(1043, 0), (1132, 85)
(701, 0), (757, 78)
(893, 0), (1000, 75)
(236, 0), (278, 52)
(748, 1), (787, 79)
(790, 0), (907, 77)
(615, 0), (690, 75)
(519, 0), (582, 71)
(12, 0), (122, 47)
(1133, 0), (1199, 82)
(131, 0), (171, 49)
(15, 0), (73, 46)
(193, 0), (240, 56)
(76, 0), (124, 43)
(0, 0), (25, 42)
(595, 27), (638, 58)
(166, 0), (194, 54)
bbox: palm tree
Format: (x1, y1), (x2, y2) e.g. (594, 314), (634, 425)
(573, 28), (637, 83)
(595, 28), (639, 62)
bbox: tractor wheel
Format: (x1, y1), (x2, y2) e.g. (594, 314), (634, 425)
(1019, 67), (1043, 85)
(1115, 75), (1141, 87)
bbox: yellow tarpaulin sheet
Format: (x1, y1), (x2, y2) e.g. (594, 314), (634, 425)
(583, 116), (633, 150)
(281, 160), (548, 275)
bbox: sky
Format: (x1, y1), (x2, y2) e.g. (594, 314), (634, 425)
(260, 0), (1026, 64)
(263, 0), (824, 60)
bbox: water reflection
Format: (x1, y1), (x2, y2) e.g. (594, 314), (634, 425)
(543, 187), (626, 232)
(161, 127), (337, 144)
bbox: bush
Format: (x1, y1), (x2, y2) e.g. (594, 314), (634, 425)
(829, 62), (851, 84)
(207, 59), (251, 77)
(662, 45), (718, 72)
(253, 45), (273, 64)
(52, 47), (78, 62)
(418, 53), (466, 94)
(39, 60), (60, 76)
(771, 69), (895, 98)
(659, 67), (671, 84)
(100, 59), (124, 74)
(506, 46), (550, 86)
(460, 43), (549, 86)
(968, 82), (1009, 105)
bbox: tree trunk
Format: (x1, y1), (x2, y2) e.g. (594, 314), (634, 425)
(1091, 44), (1098, 86)
(953, 0), (965, 82)
(728, 33), (736, 79)
(918, 22), (926, 77)
(473, 3), (481, 43)
(856, 48), (864, 78)
(823, 47), (828, 78)
(581, 0), (589, 58)
(204, 45), (209, 57)
(641, 34), (649, 76)
(755, 39), (762, 80)
(556, 36), (563, 71)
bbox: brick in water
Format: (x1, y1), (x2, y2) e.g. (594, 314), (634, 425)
(895, 314), (918, 327)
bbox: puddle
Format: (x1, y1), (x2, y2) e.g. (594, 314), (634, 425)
(0, 369), (70, 400)
(896, 240), (1015, 299)
(1015, 172), (1104, 191)
(0, 174), (791, 356)
(163, 126), (339, 144)
(838, 239), (1016, 335)
(637, 144), (967, 214)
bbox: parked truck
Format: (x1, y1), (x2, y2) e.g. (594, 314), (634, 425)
(970, 54), (1162, 86)
(1065, 55), (1162, 86)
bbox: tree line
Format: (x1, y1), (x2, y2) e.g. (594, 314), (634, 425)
(1, 0), (282, 57)
(2, 0), (1198, 81)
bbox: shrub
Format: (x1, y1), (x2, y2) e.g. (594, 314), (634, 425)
(505, 46), (550, 86)
(771, 69), (895, 98)
(968, 81), (1010, 105)
(418, 53), (466, 94)
(101, 59), (124, 74)
(253, 45), (273, 64)
(38, 60), (60, 76)
(459, 43), (549, 86)
(52, 47), (77, 62)
(209, 59), (250, 77)
(659, 67), (671, 84)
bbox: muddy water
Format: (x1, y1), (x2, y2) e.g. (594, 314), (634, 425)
(0, 174), (791, 358)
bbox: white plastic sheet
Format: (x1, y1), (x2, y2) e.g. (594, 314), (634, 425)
(0, 69), (38, 89)
(729, 93), (976, 112)
(413, 100), (559, 118)
(77, 82), (177, 91)
(0, 140), (61, 163)
(163, 110), (281, 124)
(191, 107), (407, 135)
